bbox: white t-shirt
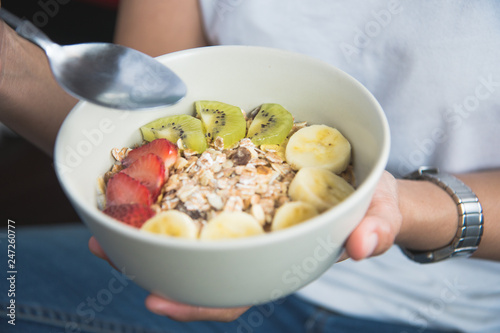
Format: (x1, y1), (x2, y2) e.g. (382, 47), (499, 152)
(199, 1), (500, 332)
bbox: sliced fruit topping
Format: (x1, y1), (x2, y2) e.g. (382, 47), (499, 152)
(123, 138), (178, 169)
(103, 203), (155, 228)
(247, 103), (293, 146)
(141, 211), (199, 239)
(105, 173), (152, 207)
(288, 167), (355, 212)
(285, 124), (351, 173)
(121, 153), (166, 200)
(140, 115), (208, 153)
(195, 100), (247, 149)
(199, 212), (264, 240)
(271, 201), (318, 231)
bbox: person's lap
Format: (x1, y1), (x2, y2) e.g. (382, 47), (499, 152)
(0, 224), (457, 333)
(0, 224), (316, 333)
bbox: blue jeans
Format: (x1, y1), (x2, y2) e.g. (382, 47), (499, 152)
(0, 224), (459, 333)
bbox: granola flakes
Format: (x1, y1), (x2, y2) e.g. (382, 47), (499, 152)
(104, 137), (299, 231)
(167, 139), (295, 229)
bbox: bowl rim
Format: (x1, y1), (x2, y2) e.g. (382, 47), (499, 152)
(54, 45), (391, 251)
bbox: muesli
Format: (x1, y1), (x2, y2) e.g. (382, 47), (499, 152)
(98, 101), (355, 240)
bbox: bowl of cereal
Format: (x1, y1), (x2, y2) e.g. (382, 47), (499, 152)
(54, 45), (390, 307)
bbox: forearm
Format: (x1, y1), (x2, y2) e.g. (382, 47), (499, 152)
(114, 0), (207, 57)
(0, 21), (78, 156)
(396, 169), (500, 261)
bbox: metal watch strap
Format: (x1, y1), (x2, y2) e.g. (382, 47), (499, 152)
(401, 167), (484, 263)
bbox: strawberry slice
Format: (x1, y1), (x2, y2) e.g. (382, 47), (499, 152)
(123, 138), (178, 169)
(106, 173), (152, 207)
(103, 203), (155, 228)
(121, 153), (166, 200)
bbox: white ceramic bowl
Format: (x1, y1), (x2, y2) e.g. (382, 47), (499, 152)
(54, 45), (390, 307)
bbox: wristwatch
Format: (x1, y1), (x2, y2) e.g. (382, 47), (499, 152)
(401, 167), (484, 263)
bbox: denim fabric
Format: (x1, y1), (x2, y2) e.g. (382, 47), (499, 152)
(0, 224), (458, 333)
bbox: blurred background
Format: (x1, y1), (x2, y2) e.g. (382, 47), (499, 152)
(0, 0), (119, 225)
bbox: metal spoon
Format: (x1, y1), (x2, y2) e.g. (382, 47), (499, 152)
(0, 8), (186, 110)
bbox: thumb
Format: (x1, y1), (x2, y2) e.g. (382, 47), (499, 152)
(344, 171), (402, 260)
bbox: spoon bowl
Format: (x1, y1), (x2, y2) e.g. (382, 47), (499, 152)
(0, 9), (186, 110)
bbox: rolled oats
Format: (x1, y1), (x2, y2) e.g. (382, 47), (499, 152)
(265, 151), (284, 164)
(127, 135), (305, 228)
(111, 147), (130, 162)
(224, 196), (244, 212)
(213, 136), (225, 151)
(207, 193), (224, 210)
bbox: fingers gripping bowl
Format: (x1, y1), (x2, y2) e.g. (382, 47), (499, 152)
(54, 46), (390, 307)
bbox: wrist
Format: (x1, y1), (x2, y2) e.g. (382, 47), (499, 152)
(0, 23), (77, 154)
(395, 178), (458, 251)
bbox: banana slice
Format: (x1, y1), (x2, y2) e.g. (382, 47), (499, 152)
(200, 212), (264, 240)
(288, 167), (355, 212)
(285, 124), (351, 173)
(271, 201), (318, 231)
(141, 211), (199, 239)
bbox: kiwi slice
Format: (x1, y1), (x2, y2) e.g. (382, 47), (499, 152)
(195, 100), (247, 149)
(140, 114), (208, 153)
(247, 103), (294, 145)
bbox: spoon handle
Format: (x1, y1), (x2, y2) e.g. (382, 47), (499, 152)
(0, 8), (56, 52)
